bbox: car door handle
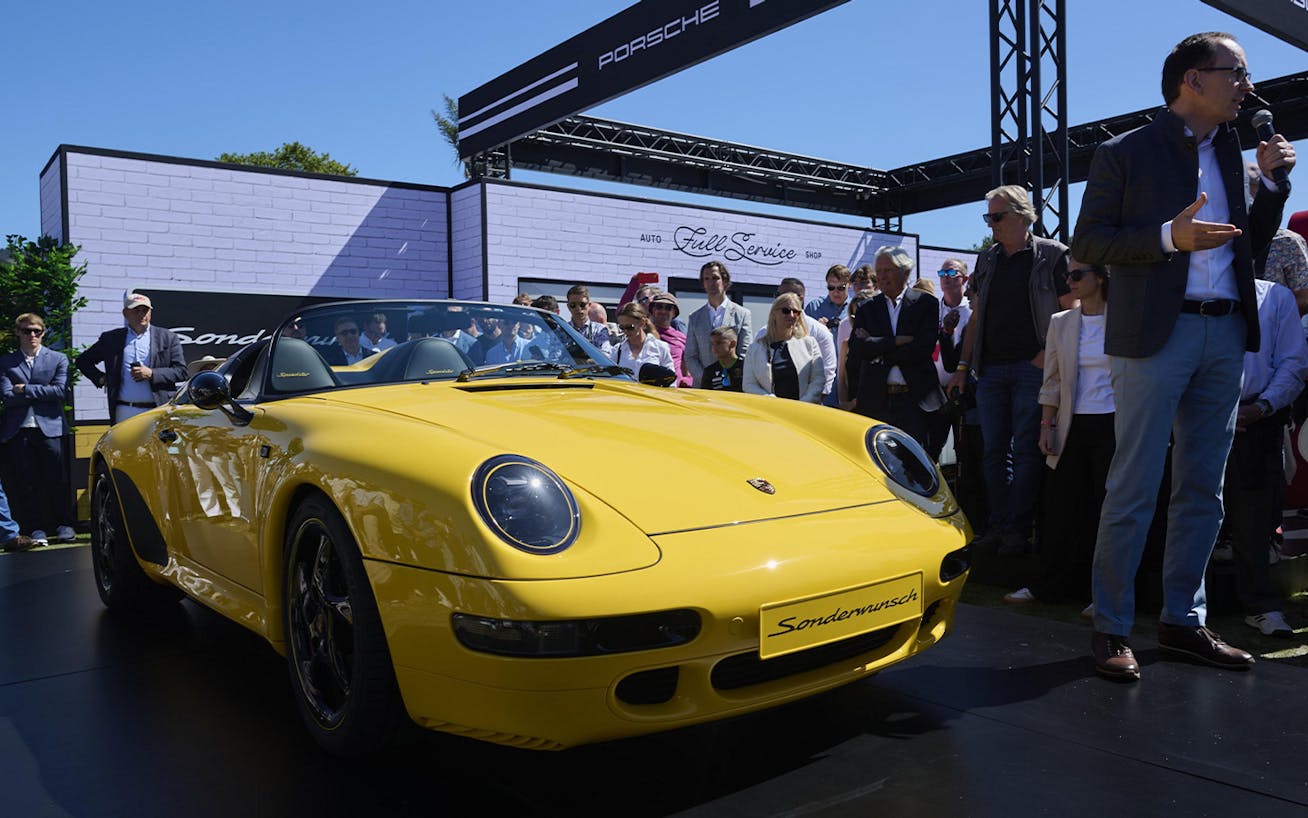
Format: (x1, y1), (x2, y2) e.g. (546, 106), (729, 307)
(158, 429), (178, 443)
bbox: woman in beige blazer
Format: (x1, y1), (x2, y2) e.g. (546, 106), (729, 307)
(1006, 259), (1114, 610)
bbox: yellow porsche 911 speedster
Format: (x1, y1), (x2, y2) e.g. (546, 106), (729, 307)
(90, 299), (970, 755)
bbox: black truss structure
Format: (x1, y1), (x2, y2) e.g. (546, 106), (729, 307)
(990, 0), (1069, 241)
(490, 71), (1308, 229)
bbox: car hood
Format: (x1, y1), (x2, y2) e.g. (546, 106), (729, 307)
(325, 380), (898, 534)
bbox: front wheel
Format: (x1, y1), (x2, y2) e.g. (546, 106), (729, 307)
(90, 463), (182, 612)
(284, 495), (405, 755)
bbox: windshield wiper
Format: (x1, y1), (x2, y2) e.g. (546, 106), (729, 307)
(457, 361), (572, 382)
(559, 364), (631, 380)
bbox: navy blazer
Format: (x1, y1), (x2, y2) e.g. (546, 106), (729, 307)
(846, 288), (940, 413)
(76, 324), (188, 407)
(0, 347), (70, 441)
(1072, 108), (1286, 358)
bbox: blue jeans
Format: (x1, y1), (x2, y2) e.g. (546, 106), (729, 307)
(1092, 313), (1245, 636)
(0, 482), (18, 541)
(975, 359), (1045, 534)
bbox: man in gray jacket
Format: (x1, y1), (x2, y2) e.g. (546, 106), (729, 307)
(947, 185), (1072, 557)
(684, 261), (752, 385)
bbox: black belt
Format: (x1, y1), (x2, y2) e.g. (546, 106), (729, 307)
(115, 400), (154, 409)
(1181, 299), (1240, 316)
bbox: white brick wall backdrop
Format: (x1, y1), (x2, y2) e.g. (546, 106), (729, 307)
(39, 148), (449, 420)
(37, 147), (936, 421)
(481, 181), (916, 304)
(450, 184), (484, 301)
(39, 157), (63, 242)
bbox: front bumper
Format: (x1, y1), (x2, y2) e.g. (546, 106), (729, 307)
(367, 502), (970, 749)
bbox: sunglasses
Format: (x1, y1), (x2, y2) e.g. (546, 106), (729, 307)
(1195, 65), (1251, 84)
(827, 284), (848, 292)
(937, 269), (963, 278)
(777, 308), (802, 316)
(982, 212), (1010, 225)
(651, 304), (675, 311)
(566, 301), (588, 309)
(17, 327), (44, 335)
(1067, 266), (1102, 282)
(618, 323), (641, 332)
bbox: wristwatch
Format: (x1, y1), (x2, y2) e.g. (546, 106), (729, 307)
(1255, 398), (1274, 418)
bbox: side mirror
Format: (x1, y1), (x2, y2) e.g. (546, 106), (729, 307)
(189, 370), (254, 425)
(638, 364), (677, 387)
(190, 371), (231, 410)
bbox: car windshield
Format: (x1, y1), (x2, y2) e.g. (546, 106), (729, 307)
(261, 300), (629, 397)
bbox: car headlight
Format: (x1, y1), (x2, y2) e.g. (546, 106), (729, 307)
(472, 455), (580, 554)
(865, 425), (939, 497)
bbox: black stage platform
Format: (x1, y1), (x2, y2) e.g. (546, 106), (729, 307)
(2, 547), (1305, 817)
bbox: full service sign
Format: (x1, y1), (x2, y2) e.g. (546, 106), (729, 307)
(458, 0), (850, 158)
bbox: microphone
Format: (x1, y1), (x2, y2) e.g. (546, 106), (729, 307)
(1251, 109), (1289, 186)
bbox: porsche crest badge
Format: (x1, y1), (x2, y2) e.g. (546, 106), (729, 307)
(747, 478), (776, 495)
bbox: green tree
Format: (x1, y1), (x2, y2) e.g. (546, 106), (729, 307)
(971, 235), (994, 252)
(432, 94), (472, 179)
(217, 142), (358, 176)
(0, 235), (89, 361)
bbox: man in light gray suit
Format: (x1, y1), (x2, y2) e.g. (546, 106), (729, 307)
(684, 260), (753, 386)
(1, 313), (75, 544)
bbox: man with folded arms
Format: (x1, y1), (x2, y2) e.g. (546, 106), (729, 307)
(1, 313), (76, 545)
(1072, 32), (1296, 680)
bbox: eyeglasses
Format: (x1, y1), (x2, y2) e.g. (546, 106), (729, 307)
(337, 328), (359, 336)
(982, 212), (1010, 225)
(1196, 65), (1251, 84)
(566, 301), (588, 310)
(1067, 266), (1102, 282)
(827, 284), (848, 292)
(777, 308), (802, 316)
(937, 269), (963, 278)
(17, 327), (44, 335)
(618, 323), (641, 333)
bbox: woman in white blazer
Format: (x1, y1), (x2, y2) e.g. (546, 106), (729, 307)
(744, 293), (824, 402)
(1006, 259), (1114, 610)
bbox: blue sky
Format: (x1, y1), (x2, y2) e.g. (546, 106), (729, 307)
(2, 0), (1304, 251)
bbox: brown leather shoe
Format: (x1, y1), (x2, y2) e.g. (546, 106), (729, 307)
(1091, 631), (1140, 681)
(2, 535), (36, 552)
(1157, 623), (1254, 669)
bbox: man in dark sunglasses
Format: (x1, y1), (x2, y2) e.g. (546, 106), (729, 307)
(1072, 32), (1296, 681)
(1, 312), (77, 545)
(947, 185), (1072, 560)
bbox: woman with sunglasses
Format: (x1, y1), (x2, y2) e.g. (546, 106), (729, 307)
(744, 293), (823, 402)
(611, 303), (675, 380)
(1005, 259), (1113, 615)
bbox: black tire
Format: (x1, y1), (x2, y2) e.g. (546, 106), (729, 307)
(91, 463), (183, 612)
(283, 495), (405, 756)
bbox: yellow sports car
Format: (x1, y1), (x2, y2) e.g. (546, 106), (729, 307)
(91, 299), (970, 755)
